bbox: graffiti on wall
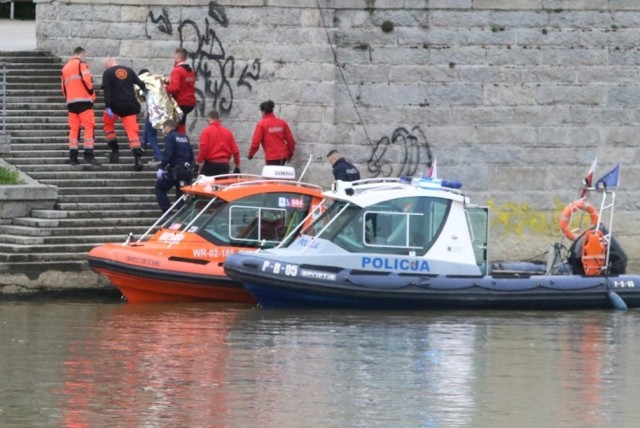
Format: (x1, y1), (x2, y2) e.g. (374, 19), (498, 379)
(145, 1), (261, 129)
(367, 126), (434, 178)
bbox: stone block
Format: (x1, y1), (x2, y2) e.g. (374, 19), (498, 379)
(0, 133), (9, 154)
(0, 159), (58, 220)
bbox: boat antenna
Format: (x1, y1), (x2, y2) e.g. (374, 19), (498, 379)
(298, 153), (313, 182)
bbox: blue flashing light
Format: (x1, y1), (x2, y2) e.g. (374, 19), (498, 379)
(441, 179), (462, 189)
(415, 177), (463, 190)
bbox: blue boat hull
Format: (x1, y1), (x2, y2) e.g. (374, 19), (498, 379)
(224, 254), (640, 310)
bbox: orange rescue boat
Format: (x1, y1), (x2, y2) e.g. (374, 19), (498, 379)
(87, 166), (324, 303)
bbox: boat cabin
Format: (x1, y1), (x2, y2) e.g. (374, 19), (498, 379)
(140, 166), (323, 249)
(284, 176), (489, 277)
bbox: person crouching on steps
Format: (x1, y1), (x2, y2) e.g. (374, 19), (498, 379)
(101, 57), (147, 171)
(155, 120), (195, 213)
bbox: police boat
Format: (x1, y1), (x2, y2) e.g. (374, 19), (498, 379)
(88, 166), (324, 303)
(224, 169), (640, 310)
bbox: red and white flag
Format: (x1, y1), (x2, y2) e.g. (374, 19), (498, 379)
(579, 157), (597, 198)
(425, 159), (437, 179)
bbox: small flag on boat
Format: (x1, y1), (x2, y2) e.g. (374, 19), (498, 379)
(595, 163), (620, 189)
(579, 157), (597, 198)
(424, 159), (437, 179)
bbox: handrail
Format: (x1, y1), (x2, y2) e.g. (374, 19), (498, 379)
(1, 63), (6, 133)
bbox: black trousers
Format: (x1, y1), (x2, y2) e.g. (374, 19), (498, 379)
(266, 159), (287, 166)
(201, 161), (230, 176)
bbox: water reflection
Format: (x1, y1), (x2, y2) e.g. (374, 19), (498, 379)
(1, 302), (639, 427)
(57, 303), (242, 427)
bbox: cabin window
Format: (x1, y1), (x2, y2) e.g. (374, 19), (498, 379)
(198, 192), (313, 247)
(162, 197), (223, 232)
(322, 197), (451, 254)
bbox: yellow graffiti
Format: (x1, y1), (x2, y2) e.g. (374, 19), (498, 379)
(486, 196), (568, 236)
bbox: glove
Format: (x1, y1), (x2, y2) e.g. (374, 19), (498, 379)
(156, 168), (165, 180)
(106, 108), (114, 118)
(233, 167), (241, 174)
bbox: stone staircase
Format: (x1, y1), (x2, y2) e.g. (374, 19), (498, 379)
(0, 51), (163, 276)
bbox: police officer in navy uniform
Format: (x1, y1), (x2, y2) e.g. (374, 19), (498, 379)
(327, 149), (360, 182)
(155, 119), (195, 212)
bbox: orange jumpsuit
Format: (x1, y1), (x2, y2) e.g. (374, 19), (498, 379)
(61, 57), (96, 154)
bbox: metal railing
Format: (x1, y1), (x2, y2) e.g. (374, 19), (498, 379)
(1, 62), (6, 133)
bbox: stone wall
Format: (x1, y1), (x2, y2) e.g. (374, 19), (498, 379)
(34, 0), (640, 266)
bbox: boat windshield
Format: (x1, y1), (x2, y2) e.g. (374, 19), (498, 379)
(196, 192), (314, 248)
(306, 196), (451, 255)
(162, 196), (224, 233)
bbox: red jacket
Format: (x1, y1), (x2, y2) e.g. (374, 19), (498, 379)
(197, 121), (240, 166)
(249, 113), (296, 161)
(166, 62), (196, 106)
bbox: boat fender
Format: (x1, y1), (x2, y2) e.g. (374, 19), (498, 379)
(608, 290), (628, 311)
(559, 199), (599, 241)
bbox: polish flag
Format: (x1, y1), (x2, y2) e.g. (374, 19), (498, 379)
(425, 159), (437, 179)
(579, 157), (597, 198)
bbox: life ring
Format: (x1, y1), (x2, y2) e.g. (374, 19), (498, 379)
(559, 199), (599, 241)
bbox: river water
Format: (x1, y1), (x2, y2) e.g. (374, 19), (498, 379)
(1, 296), (639, 428)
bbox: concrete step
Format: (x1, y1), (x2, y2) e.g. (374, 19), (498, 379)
(0, 234), (46, 245)
(0, 250), (90, 262)
(63, 209), (160, 219)
(6, 78), (62, 85)
(10, 217), (59, 227)
(55, 201), (157, 211)
(12, 160), (151, 169)
(3, 102), (78, 110)
(0, 224), (53, 237)
(3, 116), (69, 124)
(12, 216), (155, 228)
(3, 109), (69, 117)
(42, 178), (157, 188)
(4, 89), (64, 97)
(0, 233), (145, 245)
(55, 194), (159, 204)
(31, 209), (68, 219)
(4, 96), (72, 103)
(28, 170), (159, 180)
(0, 260), (89, 273)
(5, 122), (72, 130)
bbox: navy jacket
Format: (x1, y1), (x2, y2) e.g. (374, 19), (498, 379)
(161, 130), (194, 170)
(102, 65), (146, 117)
(332, 157), (360, 182)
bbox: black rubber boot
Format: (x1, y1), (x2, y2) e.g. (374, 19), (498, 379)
(83, 149), (101, 166)
(69, 149), (80, 166)
(133, 148), (143, 171)
(107, 139), (120, 164)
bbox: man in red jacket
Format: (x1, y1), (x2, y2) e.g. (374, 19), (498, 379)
(248, 100), (296, 166)
(196, 110), (240, 176)
(165, 47), (196, 135)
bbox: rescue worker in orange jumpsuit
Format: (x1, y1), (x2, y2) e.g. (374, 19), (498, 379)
(165, 47), (196, 135)
(248, 100), (296, 166)
(101, 57), (147, 171)
(61, 46), (99, 166)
